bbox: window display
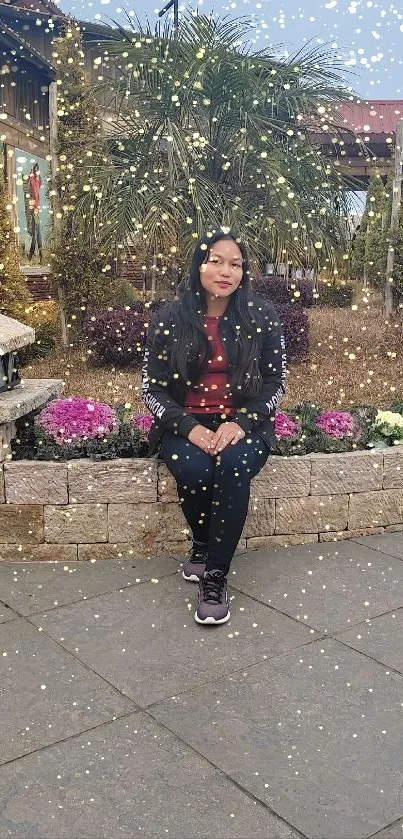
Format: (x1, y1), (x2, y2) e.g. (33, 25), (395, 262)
(14, 151), (51, 265)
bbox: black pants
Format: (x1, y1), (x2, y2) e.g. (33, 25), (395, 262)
(161, 414), (269, 575)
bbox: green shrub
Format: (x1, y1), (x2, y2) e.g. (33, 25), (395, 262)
(113, 279), (142, 307)
(11, 404), (149, 461)
(83, 306), (146, 367)
(316, 281), (354, 308)
(18, 300), (60, 363)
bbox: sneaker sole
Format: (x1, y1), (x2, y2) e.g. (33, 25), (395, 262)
(194, 610), (231, 625)
(182, 571), (203, 582)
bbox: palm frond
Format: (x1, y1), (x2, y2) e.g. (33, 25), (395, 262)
(83, 12), (360, 274)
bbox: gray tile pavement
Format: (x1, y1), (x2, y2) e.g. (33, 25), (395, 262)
(1, 538), (403, 838)
(0, 557), (179, 616)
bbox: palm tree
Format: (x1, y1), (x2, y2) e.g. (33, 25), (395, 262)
(83, 14), (359, 279)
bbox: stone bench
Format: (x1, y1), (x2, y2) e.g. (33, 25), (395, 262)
(0, 313), (63, 462)
(1, 449), (402, 562)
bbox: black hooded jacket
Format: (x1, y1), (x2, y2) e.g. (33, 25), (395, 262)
(142, 296), (287, 454)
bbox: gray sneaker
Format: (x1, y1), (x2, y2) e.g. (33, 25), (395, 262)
(195, 570), (230, 625)
(182, 544), (208, 582)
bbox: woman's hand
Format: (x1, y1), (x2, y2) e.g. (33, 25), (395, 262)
(188, 424), (215, 454)
(209, 422), (245, 455)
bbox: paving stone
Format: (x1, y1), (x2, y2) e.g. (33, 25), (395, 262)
(336, 610), (403, 674)
(247, 534), (318, 549)
(353, 533), (403, 560)
(4, 462), (68, 505)
(0, 544), (77, 563)
(0, 602), (18, 623)
(229, 541), (403, 633)
(29, 574), (316, 707)
(0, 558), (179, 616)
(152, 638), (403, 839)
(77, 543), (188, 561)
(0, 712), (300, 839)
(320, 527), (385, 542)
(370, 820), (403, 839)
(44, 504), (108, 544)
(0, 619), (134, 764)
(68, 459), (158, 503)
(0, 505), (44, 544)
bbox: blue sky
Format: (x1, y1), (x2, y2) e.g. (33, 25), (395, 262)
(59, 0), (402, 99)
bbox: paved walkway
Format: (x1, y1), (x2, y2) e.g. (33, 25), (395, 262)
(2, 535), (403, 838)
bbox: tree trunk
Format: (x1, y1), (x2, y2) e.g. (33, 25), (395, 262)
(49, 80), (68, 348)
(151, 261), (157, 299)
(385, 120), (403, 318)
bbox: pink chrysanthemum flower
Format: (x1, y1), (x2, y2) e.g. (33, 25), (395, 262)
(131, 413), (154, 434)
(315, 410), (356, 439)
(275, 411), (301, 438)
(37, 397), (118, 445)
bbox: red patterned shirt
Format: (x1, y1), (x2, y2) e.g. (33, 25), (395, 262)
(184, 316), (234, 414)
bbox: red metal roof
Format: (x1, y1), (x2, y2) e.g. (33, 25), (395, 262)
(333, 100), (403, 136)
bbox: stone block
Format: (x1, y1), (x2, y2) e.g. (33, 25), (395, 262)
(108, 502), (189, 552)
(68, 459), (158, 503)
(4, 462), (68, 504)
(251, 455), (311, 498)
(44, 504), (108, 544)
(0, 422), (16, 463)
(0, 504), (43, 544)
(348, 489), (403, 530)
(311, 451), (383, 495)
(78, 541), (190, 561)
(385, 524), (403, 533)
(0, 379), (62, 424)
(247, 533), (318, 549)
(320, 527), (385, 543)
(157, 540), (191, 556)
(0, 464), (4, 503)
(0, 543), (77, 562)
(383, 450), (403, 489)
(0, 312), (34, 354)
(275, 494), (348, 534)
(157, 463), (178, 502)
(243, 498), (275, 539)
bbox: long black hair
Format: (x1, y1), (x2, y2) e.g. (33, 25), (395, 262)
(169, 230), (263, 400)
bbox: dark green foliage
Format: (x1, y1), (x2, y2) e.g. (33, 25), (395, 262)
(276, 304), (309, 362)
(316, 281), (354, 308)
(83, 306), (147, 367)
(11, 404), (149, 461)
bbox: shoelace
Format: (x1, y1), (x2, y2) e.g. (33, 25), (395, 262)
(189, 547), (208, 565)
(202, 573), (225, 604)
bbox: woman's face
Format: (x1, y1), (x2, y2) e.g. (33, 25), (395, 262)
(199, 238), (244, 303)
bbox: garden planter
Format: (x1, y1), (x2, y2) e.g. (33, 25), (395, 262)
(1, 448), (403, 562)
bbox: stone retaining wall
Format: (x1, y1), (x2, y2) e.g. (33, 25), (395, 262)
(1, 449), (403, 561)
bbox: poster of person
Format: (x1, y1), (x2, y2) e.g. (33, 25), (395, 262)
(14, 150), (51, 265)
